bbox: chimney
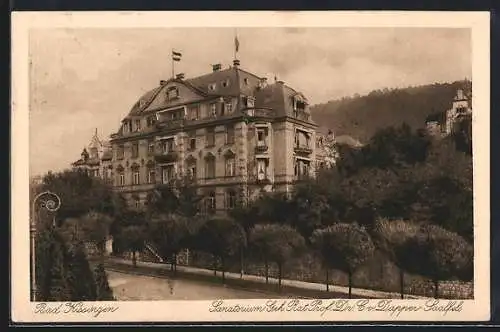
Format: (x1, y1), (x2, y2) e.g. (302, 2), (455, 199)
(233, 59), (240, 67)
(176, 73), (185, 80)
(212, 64), (222, 72)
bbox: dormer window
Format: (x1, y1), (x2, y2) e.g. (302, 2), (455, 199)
(210, 103), (217, 118)
(222, 79), (230, 88)
(208, 83), (216, 91)
(167, 86), (179, 100)
(139, 99), (146, 109)
(243, 78), (249, 85)
(134, 119), (141, 132)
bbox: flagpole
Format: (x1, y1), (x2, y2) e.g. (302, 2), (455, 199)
(171, 48), (174, 79)
(234, 29), (237, 60)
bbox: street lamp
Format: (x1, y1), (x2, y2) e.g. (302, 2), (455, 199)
(30, 191), (61, 301)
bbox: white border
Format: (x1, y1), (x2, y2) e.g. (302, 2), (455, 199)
(11, 11), (490, 323)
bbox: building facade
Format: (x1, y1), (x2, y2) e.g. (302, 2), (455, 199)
(425, 88), (473, 138)
(73, 61), (328, 213)
(71, 129), (113, 184)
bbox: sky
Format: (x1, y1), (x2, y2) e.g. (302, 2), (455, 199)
(29, 27), (471, 177)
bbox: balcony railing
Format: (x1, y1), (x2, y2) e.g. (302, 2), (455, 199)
(243, 108), (276, 118)
(255, 140), (269, 153)
(154, 145), (179, 163)
(294, 144), (313, 155)
(155, 118), (186, 130)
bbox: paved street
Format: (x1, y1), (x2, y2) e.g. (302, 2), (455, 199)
(107, 269), (288, 300)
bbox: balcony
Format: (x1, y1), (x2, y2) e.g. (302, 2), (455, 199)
(294, 144), (313, 155)
(154, 146), (179, 163)
(243, 108), (276, 118)
(155, 118), (186, 131)
(255, 140), (269, 154)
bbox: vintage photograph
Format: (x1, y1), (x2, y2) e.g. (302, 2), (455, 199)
(12, 11), (490, 322)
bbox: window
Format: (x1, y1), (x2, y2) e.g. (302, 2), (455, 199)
(256, 159), (268, 180)
(188, 132), (196, 150)
(119, 173), (125, 186)
(243, 78), (249, 85)
(162, 138), (175, 153)
(132, 170), (140, 185)
(167, 86), (179, 100)
(222, 79), (230, 88)
(147, 168), (156, 184)
(162, 164), (176, 183)
(295, 159), (310, 179)
(148, 140), (155, 155)
(209, 103), (217, 118)
(226, 190), (237, 209)
(134, 119), (141, 132)
(123, 121), (130, 134)
(188, 105), (200, 120)
(208, 83), (216, 91)
(226, 125), (235, 144)
(116, 145), (124, 160)
(187, 162), (197, 180)
(225, 102), (233, 114)
(295, 130), (310, 149)
(206, 191), (216, 213)
(134, 198), (141, 209)
(131, 142), (139, 158)
(205, 156), (215, 179)
(225, 156), (235, 177)
(256, 128), (267, 146)
(147, 116), (157, 127)
(205, 127), (215, 147)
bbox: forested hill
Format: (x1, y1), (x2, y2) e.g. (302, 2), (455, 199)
(310, 80), (472, 143)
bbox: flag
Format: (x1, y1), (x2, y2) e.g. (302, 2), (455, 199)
(234, 36), (240, 53)
(172, 50), (182, 62)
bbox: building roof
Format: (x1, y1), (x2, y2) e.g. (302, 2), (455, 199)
(125, 65), (313, 121)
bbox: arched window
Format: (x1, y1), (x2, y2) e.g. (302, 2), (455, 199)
(205, 190), (216, 214)
(224, 150), (236, 177)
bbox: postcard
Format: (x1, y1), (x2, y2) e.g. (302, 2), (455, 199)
(11, 10), (490, 323)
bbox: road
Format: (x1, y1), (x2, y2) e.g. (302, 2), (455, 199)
(107, 269), (289, 300)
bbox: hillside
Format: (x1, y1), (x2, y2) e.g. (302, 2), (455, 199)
(310, 80), (472, 143)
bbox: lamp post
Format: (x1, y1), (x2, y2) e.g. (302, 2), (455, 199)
(30, 191), (61, 301)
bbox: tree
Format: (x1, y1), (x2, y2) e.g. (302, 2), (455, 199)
(310, 223), (375, 298)
(59, 211), (113, 259)
(287, 179), (333, 240)
(148, 213), (191, 273)
(195, 217), (246, 283)
(117, 225), (147, 267)
(371, 218), (422, 298)
(405, 224), (473, 298)
(40, 169), (116, 221)
(35, 225), (72, 301)
(249, 224), (305, 289)
(94, 263), (114, 300)
(146, 176), (203, 218)
(66, 242), (97, 301)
